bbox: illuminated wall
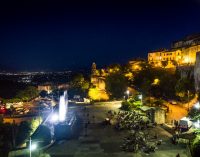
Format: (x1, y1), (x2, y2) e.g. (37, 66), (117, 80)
(90, 63), (109, 101)
(38, 85), (52, 93)
(148, 45), (200, 68)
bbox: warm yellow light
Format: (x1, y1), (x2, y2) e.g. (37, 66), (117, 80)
(184, 57), (190, 63)
(152, 78), (160, 85)
(88, 88), (109, 101)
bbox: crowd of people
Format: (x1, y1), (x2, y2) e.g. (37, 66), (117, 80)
(105, 110), (161, 154)
(121, 130), (161, 153)
(107, 110), (152, 130)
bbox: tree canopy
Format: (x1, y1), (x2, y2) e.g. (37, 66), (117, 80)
(105, 72), (127, 99)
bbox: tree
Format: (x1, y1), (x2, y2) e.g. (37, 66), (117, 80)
(105, 72), (127, 99)
(40, 90), (48, 98)
(0, 123), (13, 156)
(107, 64), (122, 74)
(31, 125), (51, 146)
(16, 86), (39, 102)
(175, 78), (195, 101)
(188, 107), (200, 120)
(71, 73), (85, 88)
(171, 60), (178, 66)
(70, 73), (90, 97)
(191, 135), (200, 157)
(133, 63), (178, 99)
(15, 121), (32, 146)
(161, 61), (168, 68)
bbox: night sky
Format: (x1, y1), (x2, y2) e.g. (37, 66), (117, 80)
(0, 0), (200, 71)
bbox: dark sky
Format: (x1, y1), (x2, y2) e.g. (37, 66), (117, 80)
(0, 0), (200, 71)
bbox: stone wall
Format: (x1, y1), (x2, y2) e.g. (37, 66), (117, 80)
(177, 65), (194, 79)
(194, 52), (200, 91)
(154, 108), (165, 124)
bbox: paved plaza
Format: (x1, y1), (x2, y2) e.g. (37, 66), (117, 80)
(44, 103), (188, 157)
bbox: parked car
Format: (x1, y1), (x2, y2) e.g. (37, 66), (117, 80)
(0, 105), (7, 114)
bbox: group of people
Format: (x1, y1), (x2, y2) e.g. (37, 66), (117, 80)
(121, 131), (161, 153)
(105, 110), (161, 154)
(112, 111), (151, 130)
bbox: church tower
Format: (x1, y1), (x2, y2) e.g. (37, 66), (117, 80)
(91, 62), (97, 76)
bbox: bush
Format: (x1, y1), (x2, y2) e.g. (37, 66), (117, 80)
(191, 135), (200, 157)
(0, 123), (13, 156)
(15, 121), (32, 146)
(31, 125), (51, 146)
(120, 101), (132, 111)
(120, 98), (142, 111)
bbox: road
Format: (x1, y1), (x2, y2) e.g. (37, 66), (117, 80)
(166, 96), (198, 123)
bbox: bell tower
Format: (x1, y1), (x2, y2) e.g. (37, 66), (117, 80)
(91, 62), (97, 76)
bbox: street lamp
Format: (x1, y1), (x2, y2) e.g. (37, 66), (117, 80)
(138, 94), (143, 105)
(126, 90), (130, 99)
(29, 137), (37, 157)
(187, 90), (190, 111)
(194, 120), (200, 128)
(50, 113), (59, 123)
(194, 102), (200, 109)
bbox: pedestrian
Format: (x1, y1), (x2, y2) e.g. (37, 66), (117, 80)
(92, 115), (95, 123)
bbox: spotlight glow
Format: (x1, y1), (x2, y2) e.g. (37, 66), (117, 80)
(30, 143), (37, 151)
(194, 120), (200, 128)
(194, 102), (200, 109)
(138, 94), (142, 99)
(50, 113), (59, 123)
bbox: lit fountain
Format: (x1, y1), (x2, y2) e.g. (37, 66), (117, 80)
(54, 90), (76, 139)
(58, 91), (68, 122)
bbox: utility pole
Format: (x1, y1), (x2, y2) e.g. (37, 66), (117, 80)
(188, 90), (190, 111)
(29, 137), (32, 157)
(12, 120), (15, 149)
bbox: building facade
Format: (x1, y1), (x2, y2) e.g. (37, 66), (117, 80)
(194, 52), (200, 91)
(148, 34), (200, 68)
(90, 63), (109, 101)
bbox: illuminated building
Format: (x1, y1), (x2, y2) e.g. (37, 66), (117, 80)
(38, 83), (52, 93)
(148, 33), (200, 68)
(128, 60), (144, 71)
(89, 63), (109, 100)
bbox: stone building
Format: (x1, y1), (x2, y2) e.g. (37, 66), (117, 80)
(194, 52), (200, 91)
(89, 63), (109, 100)
(38, 83), (52, 93)
(148, 33), (200, 68)
(140, 106), (165, 124)
(153, 108), (165, 124)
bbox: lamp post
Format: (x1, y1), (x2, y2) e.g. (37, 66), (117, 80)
(29, 137), (37, 157)
(187, 90), (190, 111)
(195, 102), (200, 109)
(29, 137), (32, 157)
(139, 94), (143, 105)
(126, 90), (130, 99)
